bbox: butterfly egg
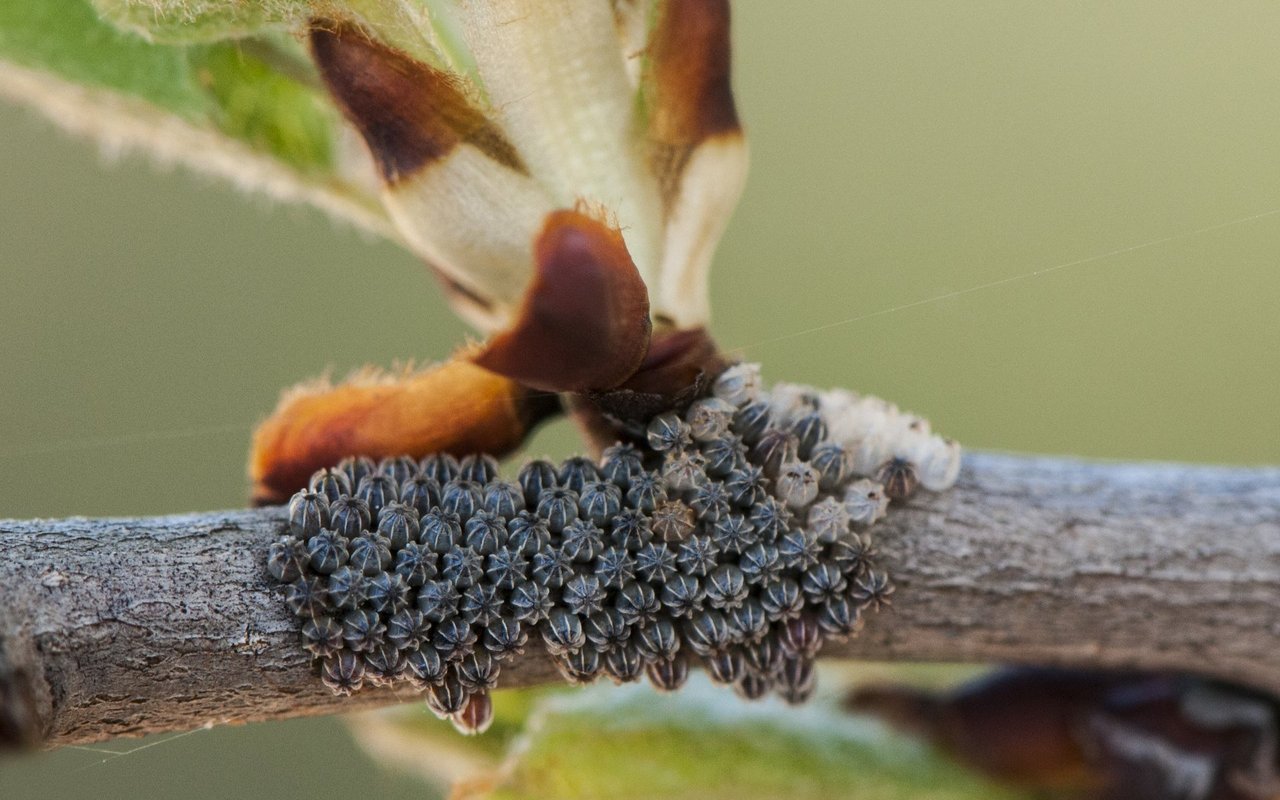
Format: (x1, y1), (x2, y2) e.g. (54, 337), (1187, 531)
(481, 479), (526, 520)
(747, 499), (793, 542)
(560, 520), (605, 564)
(267, 536), (310, 583)
(287, 491), (330, 538)
(432, 616), (478, 662)
(608, 508), (652, 551)
(689, 480), (732, 523)
(625, 471), (667, 514)
(327, 495), (371, 538)
(685, 397), (736, 442)
(779, 613), (823, 659)
(440, 479), (483, 519)
(809, 442), (852, 492)
(843, 480), (889, 527)
(336, 456), (377, 490)
(308, 467), (352, 504)
(300, 616), (344, 658)
(507, 512), (552, 556)
(517, 459), (559, 506)
(284, 576), (330, 619)
(789, 412), (827, 460)
(535, 487), (579, 533)
(777, 657), (817, 705)
(483, 616), (528, 657)
(776, 528), (821, 573)
(646, 412), (692, 452)
(675, 534), (720, 577)
(457, 453), (500, 484)
(418, 453), (460, 484)
(405, 645), (447, 688)
(705, 564), (749, 611)
(646, 654), (690, 692)
(828, 535), (875, 577)
(744, 634), (785, 677)
(579, 480), (624, 526)
(484, 547), (529, 590)
(712, 362), (763, 406)
(660, 449), (709, 492)
(600, 441), (646, 488)
(508, 579), (553, 624)
(635, 541), (678, 584)
(394, 541), (439, 588)
(460, 583), (503, 626)
(387, 608), (430, 650)
(799, 562), (848, 605)
(738, 541), (782, 585)
(751, 429), (798, 479)
(759, 577), (804, 621)
(651, 500), (697, 543)
(321, 651), (365, 696)
(854, 570), (896, 611)
(732, 401), (773, 444)
(399, 473), (445, 517)
(562, 573), (607, 617)
(917, 437), (963, 492)
(557, 456), (602, 494)
(451, 691), (494, 735)
(341, 608), (386, 653)
(775, 461), (820, 509)
(347, 534), (392, 576)
(817, 596), (863, 639)
(727, 599), (770, 642)
(684, 610), (732, 656)
(556, 648), (603, 685)
(326, 565), (367, 611)
(706, 647), (747, 685)
(364, 642), (406, 686)
(584, 608), (631, 653)
(378, 455), (421, 486)
(355, 473), (400, 518)
(603, 643), (646, 684)
(875, 458), (920, 502)
(734, 671), (773, 701)
(615, 580), (660, 626)
(725, 465), (767, 509)
(766, 382), (820, 424)
(595, 546), (637, 590)
(710, 513), (755, 556)
(542, 608), (586, 656)
(531, 545), (576, 589)
(659, 573), (705, 619)
(426, 675), (469, 718)
(376, 501), (421, 550)
(463, 510), (508, 556)
(456, 650), (501, 692)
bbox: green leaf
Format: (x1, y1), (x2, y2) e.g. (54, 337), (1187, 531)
(91, 0), (309, 44)
(349, 675), (1032, 800)
(0, 0), (394, 238)
(191, 37), (336, 174)
(0, 0), (207, 115)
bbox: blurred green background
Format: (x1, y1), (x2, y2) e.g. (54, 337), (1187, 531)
(2, 1), (1279, 797)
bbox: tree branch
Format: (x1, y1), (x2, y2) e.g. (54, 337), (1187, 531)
(2, 452), (1277, 750)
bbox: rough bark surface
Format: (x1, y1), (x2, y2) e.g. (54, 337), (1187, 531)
(1, 452), (1277, 749)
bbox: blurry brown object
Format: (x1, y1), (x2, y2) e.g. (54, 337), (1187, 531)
(850, 667), (1280, 800)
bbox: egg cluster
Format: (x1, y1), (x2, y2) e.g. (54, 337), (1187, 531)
(266, 364), (960, 734)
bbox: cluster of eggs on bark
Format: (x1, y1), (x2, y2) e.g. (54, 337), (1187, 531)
(267, 364), (959, 734)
